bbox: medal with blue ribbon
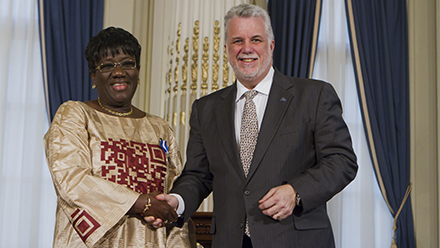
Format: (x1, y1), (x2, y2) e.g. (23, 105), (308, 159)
(160, 138), (170, 193)
(159, 138), (169, 154)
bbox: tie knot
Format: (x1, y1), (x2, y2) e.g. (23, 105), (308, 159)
(244, 90), (258, 101)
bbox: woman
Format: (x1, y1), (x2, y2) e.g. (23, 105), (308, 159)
(44, 27), (196, 248)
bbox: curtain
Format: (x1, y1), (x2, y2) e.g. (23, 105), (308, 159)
(0, 0), (56, 247)
(345, 1), (415, 247)
(267, 0), (321, 78)
(42, 0), (104, 120)
(313, 1), (393, 247)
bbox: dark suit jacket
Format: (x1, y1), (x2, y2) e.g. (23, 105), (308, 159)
(171, 69), (358, 248)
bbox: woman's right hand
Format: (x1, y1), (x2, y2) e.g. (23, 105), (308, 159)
(143, 191), (178, 223)
(128, 191), (178, 223)
(144, 193), (179, 228)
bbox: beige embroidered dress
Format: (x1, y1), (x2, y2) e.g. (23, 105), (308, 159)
(44, 101), (195, 248)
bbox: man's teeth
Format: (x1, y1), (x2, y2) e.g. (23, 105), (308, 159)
(242, 58), (254, 62)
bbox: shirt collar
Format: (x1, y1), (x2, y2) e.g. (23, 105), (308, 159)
(236, 66), (275, 102)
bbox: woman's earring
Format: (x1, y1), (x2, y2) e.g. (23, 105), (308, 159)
(138, 79), (140, 85)
(92, 84), (96, 89)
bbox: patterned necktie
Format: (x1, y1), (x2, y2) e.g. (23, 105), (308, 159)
(240, 90), (259, 177)
(240, 90), (258, 237)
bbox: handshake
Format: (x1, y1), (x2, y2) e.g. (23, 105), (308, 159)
(129, 191), (179, 228)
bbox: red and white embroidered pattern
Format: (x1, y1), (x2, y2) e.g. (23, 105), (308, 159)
(101, 139), (167, 194)
(71, 209), (101, 242)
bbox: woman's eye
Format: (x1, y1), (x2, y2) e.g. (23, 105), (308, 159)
(121, 61), (136, 69)
(100, 64), (114, 71)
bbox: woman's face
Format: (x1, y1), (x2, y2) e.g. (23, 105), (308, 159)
(91, 52), (140, 108)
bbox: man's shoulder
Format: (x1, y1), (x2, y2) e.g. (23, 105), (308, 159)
(197, 84), (235, 102)
(274, 72), (328, 92)
(275, 71), (327, 87)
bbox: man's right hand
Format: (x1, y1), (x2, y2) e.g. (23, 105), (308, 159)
(141, 191), (177, 223)
(144, 193), (179, 228)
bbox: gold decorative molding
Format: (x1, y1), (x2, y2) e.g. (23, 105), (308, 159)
(182, 38), (189, 93)
(180, 38), (189, 127)
(190, 21), (200, 95)
(168, 42), (173, 93)
(212, 21), (220, 92)
(201, 37), (209, 96)
(169, 42), (174, 124)
(165, 19), (241, 136)
(180, 111), (186, 126)
(165, 44), (173, 123)
(172, 24), (181, 128)
(222, 46), (229, 88)
(174, 23), (181, 94)
(172, 112), (177, 127)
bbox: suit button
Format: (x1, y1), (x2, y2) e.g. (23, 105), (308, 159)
(239, 223), (244, 229)
(244, 189), (250, 196)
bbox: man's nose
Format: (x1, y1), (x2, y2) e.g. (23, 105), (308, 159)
(241, 41), (254, 53)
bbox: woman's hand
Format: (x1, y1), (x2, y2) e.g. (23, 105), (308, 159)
(143, 191), (178, 222)
(144, 193), (179, 228)
(128, 191), (178, 223)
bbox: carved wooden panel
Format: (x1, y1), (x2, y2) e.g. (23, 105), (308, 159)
(191, 212), (213, 248)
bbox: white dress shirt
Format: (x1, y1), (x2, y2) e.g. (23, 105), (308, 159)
(234, 67), (274, 145)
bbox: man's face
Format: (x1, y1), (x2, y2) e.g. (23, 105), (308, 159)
(226, 16), (274, 89)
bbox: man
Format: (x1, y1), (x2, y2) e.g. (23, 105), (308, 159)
(151, 3), (358, 248)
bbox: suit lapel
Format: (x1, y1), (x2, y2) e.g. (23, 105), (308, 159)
(246, 71), (294, 181)
(215, 84), (245, 182)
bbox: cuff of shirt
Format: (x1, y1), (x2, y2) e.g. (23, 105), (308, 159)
(169, 193), (185, 216)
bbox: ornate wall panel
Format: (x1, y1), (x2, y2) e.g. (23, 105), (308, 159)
(160, 0), (248, 211)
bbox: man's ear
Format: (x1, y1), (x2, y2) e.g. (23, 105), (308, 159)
(270, 39), (275, 53)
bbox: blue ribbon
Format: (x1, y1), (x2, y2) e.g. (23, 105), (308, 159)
(160, 138), (169, 154)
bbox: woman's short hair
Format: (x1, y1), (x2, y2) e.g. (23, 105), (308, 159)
(85, 27), (141, 72)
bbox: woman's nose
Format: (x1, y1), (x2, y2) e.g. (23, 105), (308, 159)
(111, 64), (126, 75)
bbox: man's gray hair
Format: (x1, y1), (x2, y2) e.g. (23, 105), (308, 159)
(224, 3), (274, 43)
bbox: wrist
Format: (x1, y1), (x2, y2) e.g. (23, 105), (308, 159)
(141, 194), (152, 216)
(295, 193), (301, 207)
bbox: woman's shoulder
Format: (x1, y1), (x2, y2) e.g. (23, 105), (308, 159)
(46, 101), (90, 139)
(144, 112), (168, 126)
(56, 100), (88, 112)
(51, 100), (91, 123)
(143, 113), (175, 137)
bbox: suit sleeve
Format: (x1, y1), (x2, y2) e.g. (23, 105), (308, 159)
(291, 83), (358, 214)
(170, 99), (214, 224)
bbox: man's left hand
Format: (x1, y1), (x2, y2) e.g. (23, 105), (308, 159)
(258, 184), (296, 221)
